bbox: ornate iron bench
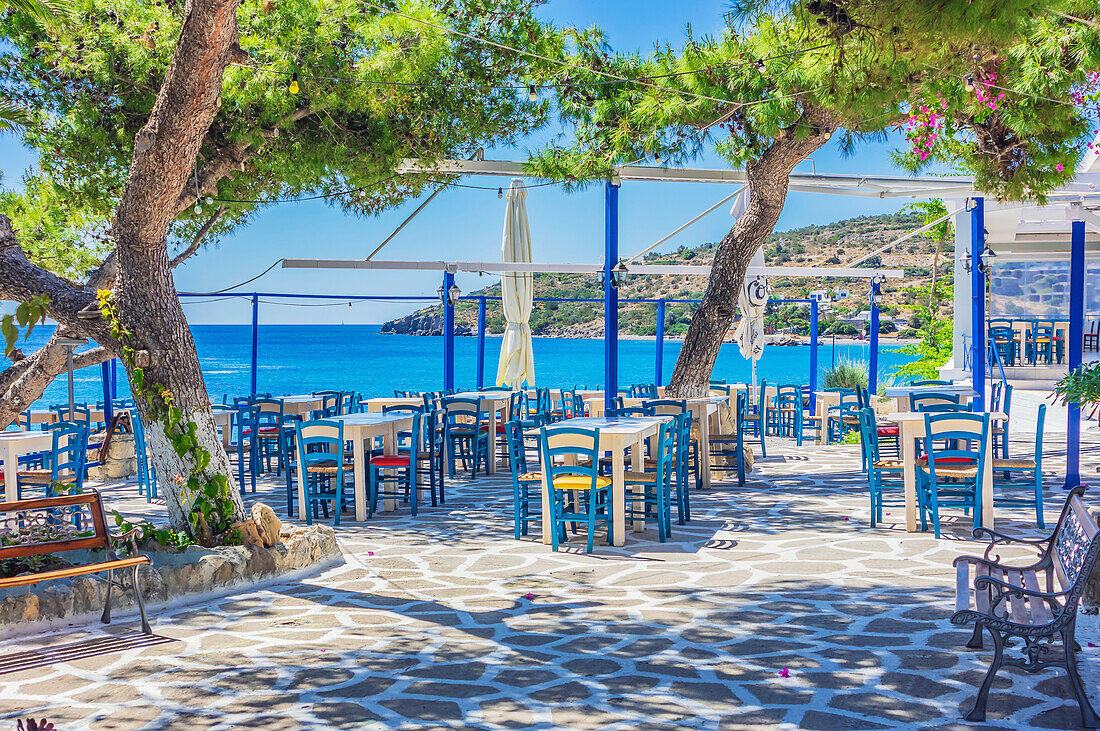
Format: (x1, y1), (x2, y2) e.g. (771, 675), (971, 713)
(0, 490), (152, 634)
(952, 486), (1100, 727)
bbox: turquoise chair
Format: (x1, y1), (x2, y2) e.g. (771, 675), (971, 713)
(671, 412), (693, 524)
(917, 412), (989, 538)
(234, 402), (259, 493)
(826, 392), (860, 444)
(646, 400), (700, 489)
(16, 422), (88, 500)
(505, 420), (543, 539)
(910, 391), (963, 412)
(992, 404), (1046, 528)
(740, 381), (768, 456)
(277, 414), (301, 517)
(857, 407), (903, 526)
(990, 382), (1013, 465)
(442, 397), (491, 478)
(540, 425), (612, 553)
(252, 398), (285, 474)
(769, 384), (803, 445)
(295, 419), (351, 526)
(131, 411), (158, 502)
(369, 412), (429, 517)
(623, 417), (676, 542)
(736, 391), (766, 459)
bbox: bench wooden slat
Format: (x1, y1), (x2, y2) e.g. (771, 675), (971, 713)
(974, 563), (991, 614)
(1003, 570), (1029, 625)
(1022, 570), (1053, 625)
(0, 556), (150, 590)
(956, 562), (971, 613)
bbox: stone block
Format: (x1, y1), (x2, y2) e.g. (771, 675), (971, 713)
(251, 503), (282, 548)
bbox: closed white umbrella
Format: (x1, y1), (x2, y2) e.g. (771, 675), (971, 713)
(496, 179), (536, 388)
(733, 247), (770, 395)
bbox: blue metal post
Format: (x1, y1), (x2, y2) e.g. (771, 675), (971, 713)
(101, 361), (113, 428)
(1065, 219), (1085, 489)
(869, 281), (880, 395)
(970, 198), (986, 411)
(250, 294), (258, 396)
(442, 270), (456, 391)
(476, 296), (486, 389)
(809, 298), (819, 413)
(655, 299), (666, 386)
(604, 181), (620, 409)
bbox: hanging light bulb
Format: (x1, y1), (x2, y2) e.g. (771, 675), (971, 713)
(654, 151), (662, 164)
(205, 196), (213, 205)
(498, 187), (503, 199)
(964, 76), (974, 92)
(194, 203), (202, 215)
(756, 59), (766, 73)
(289, 73), (300, 95)
(528, 84), (537, 102)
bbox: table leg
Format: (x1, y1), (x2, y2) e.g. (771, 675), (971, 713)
(381, 424), (399, 511)
(815, 396), (826, 446)
(296, 443), (307, 520)
(220, 416), (231, 448)
(353, 428), (367, 521)
(698, 406), (712, 489)
(540, 467), (553, 545)
(982, 429), (995, 531)
(3, 442), (18, 502)
(612, 445), (626, 546)
(487, 404), (498, 475)
(901, 422), (918, 532)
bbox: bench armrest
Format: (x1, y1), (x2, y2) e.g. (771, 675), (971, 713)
(971, 526), (1052, 562)
(108, 525), (144, 556)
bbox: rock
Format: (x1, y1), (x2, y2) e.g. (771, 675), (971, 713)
(743, 445), (755, 473)
(233, 519), (263, 547)
(251, 503), (282, 548)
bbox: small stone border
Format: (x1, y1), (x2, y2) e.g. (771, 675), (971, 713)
(0, 525), (343, 632)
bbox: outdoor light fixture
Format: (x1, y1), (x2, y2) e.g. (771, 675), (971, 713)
(868, 275), (886, 309)
(528, 84), (537, 102)
(610, 261), (629, 289)
(963, 248), (972, 274)
(746, 275), (769, 307)
(289, 73), (300, 95)
(438, 283), (461, 306)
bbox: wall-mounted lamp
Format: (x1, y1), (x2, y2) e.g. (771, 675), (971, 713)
(868, 275), (886, 309)
(610, 261), (629, 289)
(438, 283), (461, 306)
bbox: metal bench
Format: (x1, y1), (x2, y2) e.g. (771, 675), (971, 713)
(0, 490), (152, 634)
(952, 486), (1100, 727)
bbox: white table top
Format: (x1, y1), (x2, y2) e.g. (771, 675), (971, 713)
(328, 413), (414, 427)
(886, 410), (1007, 422)
(883, 384), (978, 398)
(561, 416), (672, 434)
(449, 391), (511, 402)
(0, 431), (52, 443)
(280, 395), (324, 404)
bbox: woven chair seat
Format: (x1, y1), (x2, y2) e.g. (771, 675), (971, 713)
(517, 471), (543, 482)
(305, 461), (354, 475)
(623, 470), (661, 483)
(991, 426), (1005, 435)
(992, 458), (1036, 470)
(916, 457), (978, 479)
(550, 475), (611, 491)
(872, 460), (905, 471)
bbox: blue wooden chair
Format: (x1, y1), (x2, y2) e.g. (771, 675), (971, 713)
(857, 407), (903, 526)
(278, 414), (302, 517)
(917, 412), (989, 538)
(295, 419), (351, 525)
(1026, 322), (1056, 364)
(736, 391), (766, 460)
(646, 400), (700, 489)
(14, 422), (88, 500)
(623, 418), (676, 543)
(234, 402), (259, 493)
(740, 381), (767, 456)
(988, 325), (1017, 366)
(989, 382), (1013, 467)
(910, 379), (953, 386)
(131, 411), (158, 502)
(992, 404), (1046, 528)
(769, 384), (804, 445)
(505, 420), (542, 539)
(826, 392), (860, 444)
(671, 412), (693, 523)
(368, 413), (429, 517)
(252, 398), (285, 474)
(442, 397), (491, 478)
(540, 425), (612, 553)
(910, 391), (964, 412)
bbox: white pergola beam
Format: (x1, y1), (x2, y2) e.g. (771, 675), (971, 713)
(281, 258), (902, 279)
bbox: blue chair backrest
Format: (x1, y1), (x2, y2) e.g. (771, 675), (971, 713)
(540, 426), (601, 485)
(646, 399), (686, 416)
(910, 391), (961, 411)
(922, 412), (989, 484)
(46, 422), (88, 488)
(650, 419), (676, 484)
(857, 407), (879, 464)
(296, 419), (344, 471)
(253, 398), (284, 426)
(607, 406), (654, 417)
(1033, 404), (1046, 470)
(443, 397), (485, 432)
(910, 379), (952, 386)
(52, 404), (90, 428)
(505, 420), (529, 476)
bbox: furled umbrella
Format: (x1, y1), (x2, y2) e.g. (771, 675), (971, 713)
(733, 247), (770, 397)
(496, 179), (536, 388)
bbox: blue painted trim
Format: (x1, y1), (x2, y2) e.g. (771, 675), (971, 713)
(476, 296), (487, 389)
(604, 181), (619, 409)
(250, 294), (259, 395)
(970, 198), (986, 411)
(442, 270), (456, 391)
(869, 280), (880, 394)
(655, 299), (666, 385)
(101, 361), (113, 427)
(809, 299), (819, 412)
(1065, 219), (1085, 489)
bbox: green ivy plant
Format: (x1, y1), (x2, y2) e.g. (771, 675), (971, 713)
(98, 290), (239, 547)
(112, 515), (193, 554)
(1, 295), (50, 357)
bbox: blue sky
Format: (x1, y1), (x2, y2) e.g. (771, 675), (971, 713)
(0, 0), (919, 325)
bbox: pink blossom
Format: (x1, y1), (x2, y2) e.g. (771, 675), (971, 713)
(777, 668), (790, 678)
(367, 551), (374, 556)
(1057, 163), (1064, 172)
(524, 592), (535, 600)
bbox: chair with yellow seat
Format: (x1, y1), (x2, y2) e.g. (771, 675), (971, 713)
(539, 425), (612, 553)
(505, 420), (544, 540)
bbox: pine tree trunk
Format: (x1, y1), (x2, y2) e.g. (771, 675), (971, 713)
(115, 240), (244, 530)
(666, 118), (835, 398)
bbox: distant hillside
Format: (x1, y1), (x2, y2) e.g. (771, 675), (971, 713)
(380, 212), (947, 338)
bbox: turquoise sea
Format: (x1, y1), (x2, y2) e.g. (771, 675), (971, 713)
(24, 325), (916, 407)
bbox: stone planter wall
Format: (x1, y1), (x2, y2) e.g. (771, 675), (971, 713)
(0, 525), (342, 630)
(87, 433), (137, 481)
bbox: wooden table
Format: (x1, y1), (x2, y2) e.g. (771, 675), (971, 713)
(888, 410), (1006, 533)
(883, 384), (977, 414)
(303, 412), (414, 521)
(362, 397), (423, 413)
(449, 391), (511, 475)
(812, 391), (895, 445)
(0, 431), (52, 502)
(540, 416), (671, 547)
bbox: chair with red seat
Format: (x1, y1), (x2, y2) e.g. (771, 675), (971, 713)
(252, 398), (285, 475)
(442, 397), (490, 478)
(369, 412), (430, 516)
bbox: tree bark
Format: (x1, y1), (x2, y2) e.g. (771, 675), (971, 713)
(666, 112), (837, 398)
(106, 0), (247, 529)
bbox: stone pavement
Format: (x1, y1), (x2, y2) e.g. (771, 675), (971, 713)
(1, 433), (1098, 730)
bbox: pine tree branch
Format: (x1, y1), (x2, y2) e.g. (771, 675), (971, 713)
(170, 205), (226, 269)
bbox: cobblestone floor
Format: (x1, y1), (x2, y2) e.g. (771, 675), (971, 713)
(2, 434), (1099, 730)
